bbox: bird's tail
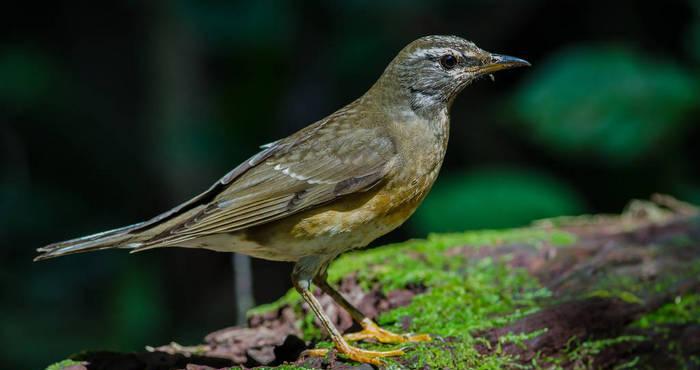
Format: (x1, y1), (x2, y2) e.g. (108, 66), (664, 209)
(34, 223), (146, 261)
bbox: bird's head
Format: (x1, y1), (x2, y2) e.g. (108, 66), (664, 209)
(378, 35), (530, 115)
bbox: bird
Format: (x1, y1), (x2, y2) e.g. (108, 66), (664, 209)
(35, 35), (529, 365)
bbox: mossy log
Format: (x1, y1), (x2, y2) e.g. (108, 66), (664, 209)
(49, 195), (700, 370)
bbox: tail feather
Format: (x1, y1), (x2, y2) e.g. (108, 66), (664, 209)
(34, 223), (146, 261)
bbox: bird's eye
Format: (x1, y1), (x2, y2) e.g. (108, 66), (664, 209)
(439, 54), (458, 69)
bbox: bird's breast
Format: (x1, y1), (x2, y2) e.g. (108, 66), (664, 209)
(284, 128), (448, 246)
(239, 111), (450, 260)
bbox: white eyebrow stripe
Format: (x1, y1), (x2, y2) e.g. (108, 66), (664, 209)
(410, 47), (477, 60)
(410, 47), (451, 59)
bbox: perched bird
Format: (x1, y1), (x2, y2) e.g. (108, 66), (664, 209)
(36, 35), (529, 365)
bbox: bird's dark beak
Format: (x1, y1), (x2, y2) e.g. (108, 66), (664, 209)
(478, 53), (531, 74)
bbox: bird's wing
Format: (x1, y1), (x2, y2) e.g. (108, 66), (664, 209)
(139, 116), (396, 246)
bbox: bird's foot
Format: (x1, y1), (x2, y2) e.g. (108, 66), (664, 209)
(302, 343), (404, 366)
(344, 318), (431, 344)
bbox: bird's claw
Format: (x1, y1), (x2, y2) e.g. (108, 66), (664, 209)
(344, 318), (431, 344)
(301, 344), (404, 365)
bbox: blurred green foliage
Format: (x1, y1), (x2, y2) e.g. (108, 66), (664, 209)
(176, 1), (297, 47)
(512, 46), (698, 165)
(688, 0), (700, 61)
(0, 49), (56, 108)
(412, 167), (584, 233)
(107, 264), (167, 349)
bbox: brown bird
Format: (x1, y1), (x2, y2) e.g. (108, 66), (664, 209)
(35, 35), (529, 365)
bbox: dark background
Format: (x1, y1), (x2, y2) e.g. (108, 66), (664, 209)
(2, 1), (699, 369)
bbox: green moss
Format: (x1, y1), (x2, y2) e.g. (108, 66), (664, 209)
(373, 254), (549, 368)
(565, 336), (645, 369)
(634, 294), (700, 329)
(45, 359), (83, 370)
(498, 328), (548, 348)
(398, 340), (513, 369)
(244, 221), (700, 369)
(328, 228), (575, 291)
(377, 258), (549, 336)
(587, 289), (644, 304)
(299, 229), (569, 345)
(580, 248), (700, 307)
(240, 221), (700, 368)
(247, 227), (572, 317)
(246, 228), (575, 369)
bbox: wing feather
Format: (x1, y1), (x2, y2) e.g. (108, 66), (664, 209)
(137, 110), (396, 248)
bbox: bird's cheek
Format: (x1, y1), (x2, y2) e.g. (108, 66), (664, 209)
(458, 74), (475, 87)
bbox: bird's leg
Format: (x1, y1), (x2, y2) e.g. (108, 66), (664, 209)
(314, 274), (431, 344)
(293, 258), (403, 365)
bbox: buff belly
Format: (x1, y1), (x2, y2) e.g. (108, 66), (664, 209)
(179, 187), (423, 262)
